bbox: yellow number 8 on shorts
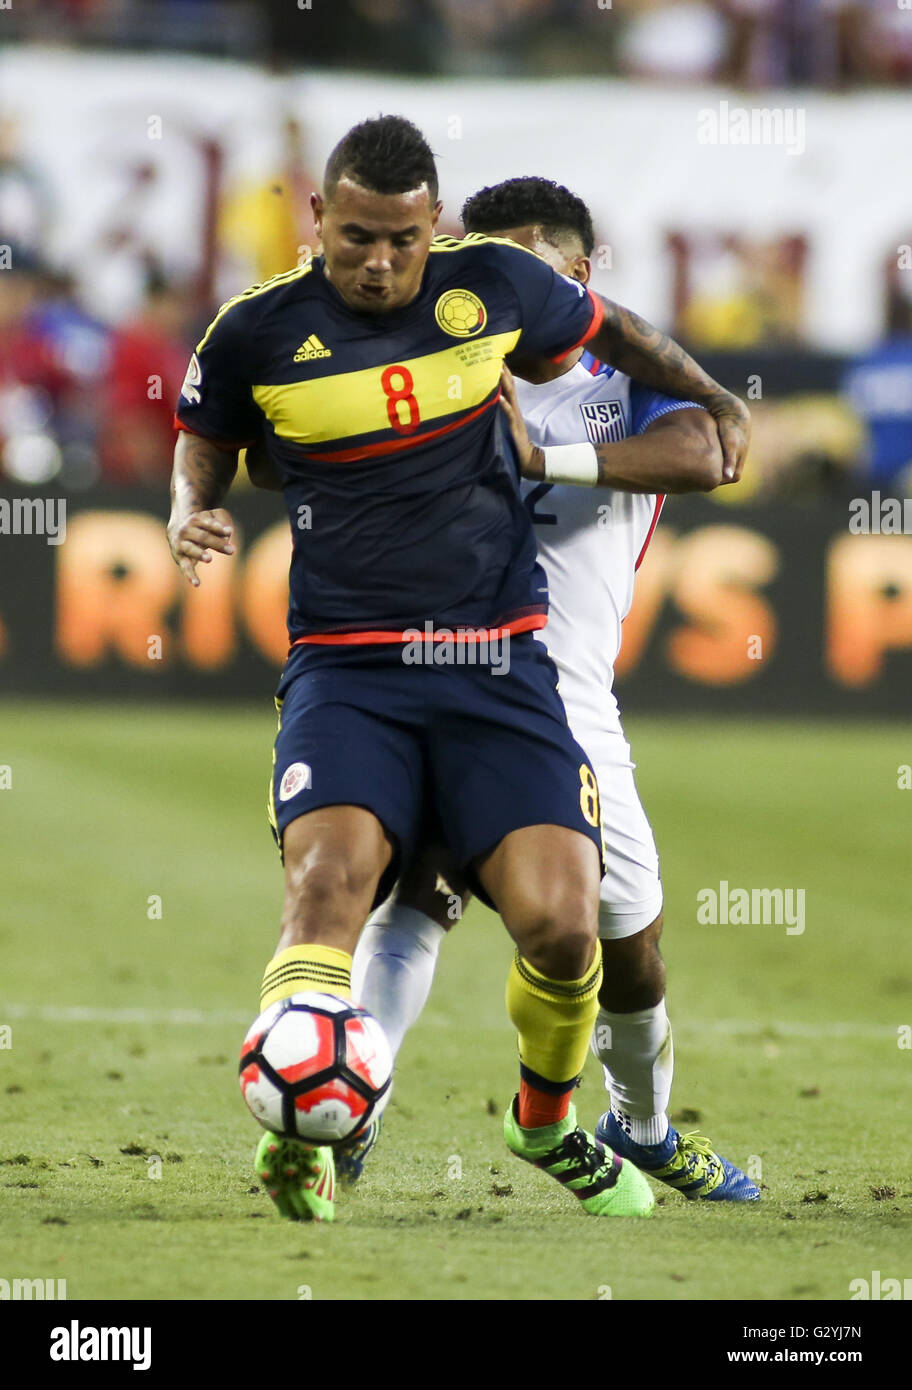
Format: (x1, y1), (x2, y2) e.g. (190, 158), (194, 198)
(578, 763), (600, 829)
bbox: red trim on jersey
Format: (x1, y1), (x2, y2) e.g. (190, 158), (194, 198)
(303, 393), (498, 463)
(173, 417), (257, 449)
(550, 288), (605, 364)
(635, 494), (666, 571)
(289, 612), (547, 648)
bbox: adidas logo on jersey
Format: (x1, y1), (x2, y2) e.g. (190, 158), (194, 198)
(294, 334), (332, 361)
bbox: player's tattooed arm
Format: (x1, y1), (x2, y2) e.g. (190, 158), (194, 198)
(167, 431), (238, 587)
(500, 370), (729, 494)
(585, 297), (750, 483)
(592, 408), (727, 493)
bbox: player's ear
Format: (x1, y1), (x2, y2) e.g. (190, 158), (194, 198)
(431, 200), (443, 231)
(573, 255), (591, 286)
(311, 192), (324, 235)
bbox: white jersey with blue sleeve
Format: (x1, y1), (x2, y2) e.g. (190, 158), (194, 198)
(517, 350), (701, 732)
(516, 351), (704, 937)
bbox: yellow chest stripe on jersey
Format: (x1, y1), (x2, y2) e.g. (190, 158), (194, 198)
(252, 329), (521, 445)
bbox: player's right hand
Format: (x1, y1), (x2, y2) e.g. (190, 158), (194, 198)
(167, 507), (235, 587)
(708, 392), (751, 483)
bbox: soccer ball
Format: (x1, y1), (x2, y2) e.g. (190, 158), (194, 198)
(238, 992), (393, 1144)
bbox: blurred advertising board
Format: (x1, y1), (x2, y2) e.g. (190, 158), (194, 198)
(1, 489), (909, 714)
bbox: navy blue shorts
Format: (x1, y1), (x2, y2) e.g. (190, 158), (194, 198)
(267, 634), (603, 904)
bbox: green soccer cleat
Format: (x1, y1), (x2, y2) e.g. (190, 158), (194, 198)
(504, 1097), (655, 1217)
(254, 1131), (336, 1222)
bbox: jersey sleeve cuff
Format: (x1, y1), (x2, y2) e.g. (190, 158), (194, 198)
(173, 416), (256, 449)
(549, 288), (605, 364)
(636, 399), (706, 434)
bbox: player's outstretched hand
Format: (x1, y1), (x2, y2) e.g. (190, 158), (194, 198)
(708, 392), (751, 483)
(167, 507), (235, 588)
(499, 366), (544, 480)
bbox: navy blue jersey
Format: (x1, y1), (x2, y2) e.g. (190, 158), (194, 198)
(175, 234), (602, 643)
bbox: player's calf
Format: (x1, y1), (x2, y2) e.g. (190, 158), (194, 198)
(592, 917), (674, 1147)
(481, 825), (607, 1157)
(597, 914), (666, 1013)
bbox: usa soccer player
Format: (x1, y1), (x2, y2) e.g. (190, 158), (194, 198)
(169, 118), (750, 1222)
(350, 177), (759, 1202)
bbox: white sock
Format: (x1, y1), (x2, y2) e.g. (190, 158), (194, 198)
(591, 1001), (674, 1146)
(351, 904), (446, 1059)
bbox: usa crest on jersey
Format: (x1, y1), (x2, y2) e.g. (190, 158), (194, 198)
(580, 399), (627, 445)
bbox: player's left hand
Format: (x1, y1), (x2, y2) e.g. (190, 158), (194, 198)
(707, 392), (751, 483)
(167, 507), (235, 588)
(499, 366), (544, 480)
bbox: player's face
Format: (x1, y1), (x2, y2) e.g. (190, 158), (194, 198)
(313, 179), (442, 314)
(488, 224), (590, 285)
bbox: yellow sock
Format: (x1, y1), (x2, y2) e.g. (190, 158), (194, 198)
(505, 949), (602, 1084)
(260, 945), (352, 1010)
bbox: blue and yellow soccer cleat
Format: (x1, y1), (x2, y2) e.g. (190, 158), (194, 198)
(254, 1131), (335, 1221)
(504, 1098), (654, 1217)
(595, 1111), (760, 1202)
(334, 1117), (382, 1186)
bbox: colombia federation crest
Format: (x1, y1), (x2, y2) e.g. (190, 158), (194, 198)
(434, 288), (487, 337)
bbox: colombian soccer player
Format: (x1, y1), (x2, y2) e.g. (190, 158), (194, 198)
(168, 117), (750, 1222)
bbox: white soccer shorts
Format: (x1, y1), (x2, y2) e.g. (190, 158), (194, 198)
(572, 722), (663, 940)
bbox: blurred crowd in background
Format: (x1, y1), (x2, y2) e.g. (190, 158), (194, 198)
(7, 0), (912, 86)
(2, 137), (911, 499)
(2, 1), (912, 496)
(5, 222), (910, 501)
(0, 247), (199, 490)
(3, 131), (911, 501)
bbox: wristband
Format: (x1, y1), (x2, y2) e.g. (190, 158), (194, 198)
(542, 442), (599, 486)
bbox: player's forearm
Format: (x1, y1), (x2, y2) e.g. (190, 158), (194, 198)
(588, 297), (730, 411)
(596, 432), (723, 493)
(524, 412), (727, 494)
(170, 431), (238, 523)
(525, 440), (722, 494)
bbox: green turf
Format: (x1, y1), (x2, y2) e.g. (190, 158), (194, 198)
(0, 703), (909, 1300)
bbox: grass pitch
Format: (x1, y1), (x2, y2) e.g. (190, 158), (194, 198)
(0, 703), (909, 1301)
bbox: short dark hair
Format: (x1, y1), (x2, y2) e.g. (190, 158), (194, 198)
(461, 177), (595, 257)
(324, 115), (438, 203)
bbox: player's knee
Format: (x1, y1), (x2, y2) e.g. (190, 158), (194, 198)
(526, 927), (598, 982)
(513, 889), (599, 981)
(284, 848), (378, 913)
